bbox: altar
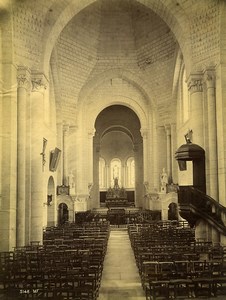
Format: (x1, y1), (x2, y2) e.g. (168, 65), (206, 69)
(105, 178), (129, 208)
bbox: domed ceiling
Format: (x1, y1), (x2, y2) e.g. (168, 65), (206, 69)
(51, 0), (177, 123)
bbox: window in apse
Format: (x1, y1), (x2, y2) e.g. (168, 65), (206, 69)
(110, 158), (121, 187)
(99, 157), (106, 188)
(127, 157), (135, 188)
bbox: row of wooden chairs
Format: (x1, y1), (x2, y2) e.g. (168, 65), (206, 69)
(0, 221), (110, 299)
(128, 221), (226, 299)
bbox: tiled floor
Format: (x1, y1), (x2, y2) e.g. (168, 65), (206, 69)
(98, 229), (146, 300)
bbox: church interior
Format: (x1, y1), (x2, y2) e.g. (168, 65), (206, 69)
(1, 0), (226, 299)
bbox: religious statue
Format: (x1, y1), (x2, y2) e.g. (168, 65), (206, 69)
(144, 181), (150, 195)
(160, 168), (168, 193)
(113, 164), (119, 179)
(114, 177), (119, 188)
(68, 171), (75, 188)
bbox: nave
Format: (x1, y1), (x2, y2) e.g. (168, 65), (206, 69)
(1, 220), (226, 300)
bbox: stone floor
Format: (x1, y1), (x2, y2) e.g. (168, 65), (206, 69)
(98, 228), (146, 300)
(98, 228), (226, 300)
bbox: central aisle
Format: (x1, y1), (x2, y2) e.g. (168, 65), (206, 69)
(98, 228), (146, 300)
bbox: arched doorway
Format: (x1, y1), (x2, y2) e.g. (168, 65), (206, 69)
(44, 176), (55, 227)
(93, 105), (143, 208)
(168, 202), (178, 221)
(58, 203), (69, 225)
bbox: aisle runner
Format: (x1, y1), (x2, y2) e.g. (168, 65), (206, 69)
(98, 229), (146, 300)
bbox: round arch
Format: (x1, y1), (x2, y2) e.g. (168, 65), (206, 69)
(43, 176), (56, 228)
(78, 68), (156, 109)
(58, 203), (69, 225)
(78, 94), (149, 135)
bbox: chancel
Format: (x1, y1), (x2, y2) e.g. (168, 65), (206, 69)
(1, 0), (226, 299)
(105, 177), (129, 208)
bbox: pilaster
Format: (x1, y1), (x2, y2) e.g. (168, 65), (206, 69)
(204, 68), (218, 201)
(0, 63), (17, 251)
(140, 128), (148, 183)
(30, 72), (48, 243)
(16, 66), (31, 247)
(187, 73), (204, 147)
(165, 124), (172, 182)
(62, 123), (70, 185)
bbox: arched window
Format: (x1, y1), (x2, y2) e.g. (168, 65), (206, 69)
(182, 68), (190, 123)
(99, 157), (106, 188)
(110, 158), (121, 187)
(126, 157), (135, 188)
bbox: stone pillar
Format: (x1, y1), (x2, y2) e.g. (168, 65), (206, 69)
(87, 130), (95, 209)
(106, 164), (110, 187)
(121, 163), (125, 187)
(165, 124), (172, 182)
(56, 122), (63, 185)
(152, 121), (158, 190)
(25, 84), (32, 245)
(62, 123), (69, 185)
(156, 125), (167, 191)
(171, 123), (177, 184)
(30, 73), (48, 243)
(134, 142), (143, 208)
(0, 63), (17, 251)
(204, 69), (218, 200)
(16, 66), (31, 247)
(124, 164), (128, 188)
(188, 74), (204, 146)
(141, 128), (148, 183)
(92, 140), (100, 209)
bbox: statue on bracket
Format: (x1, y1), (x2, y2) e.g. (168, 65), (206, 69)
(68, 171), (75, 188)
(160, 167), (168, 193)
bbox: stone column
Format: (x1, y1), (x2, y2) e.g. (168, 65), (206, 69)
(62, 123), (69, 185)
(0, 63), (17, 251)
(87, 130), (95, 209)
(141, 128), (148, 183)
(30, 73), (47, 243)
(106, 164), (110, 187)
(92, 140), (100, 209)
(204, 69), (218, 200)
(188, 73), (204, 147)
(25, 84), (32, 245)
(123, 162), (127, 188)
(56, 122), (63, 185)
(165, 124), (172, 182)
(156, 125), (167, 191)
(134, 142), (143, 207)
(16, 66), (31, 247)
(171, 123), (177, 184)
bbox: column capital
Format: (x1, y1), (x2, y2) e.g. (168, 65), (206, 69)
(63, 123), (70, 135)
(156, 125), (165, 132)
(88, 128), (95, 138)
(140, 128), (148, 139)
(203, 68), (215, 89)
(31, 72), (48, 94)
(17, 66), (31, 90)
(164, 124), (171, 135)
(187, 73), (203, 94)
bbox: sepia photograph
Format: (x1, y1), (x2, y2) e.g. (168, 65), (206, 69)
(0, 0), (226, 299)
